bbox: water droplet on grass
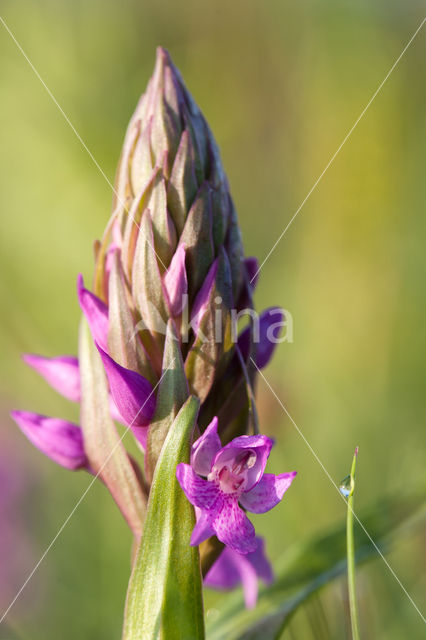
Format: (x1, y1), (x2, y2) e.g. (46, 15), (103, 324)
(339, 475), (353, 498)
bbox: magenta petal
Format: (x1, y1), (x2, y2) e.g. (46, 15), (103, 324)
(23, 354), (80, 403)
(204, 536), (273, 608)
(163, 244), (188, 316)
(212, 434), (274, 492)
(238, 555), (259, 608)
(176, 463), (220, 510)
(249, 537), (274, 584)
(213, 497), (257, 554)
(255, 307), (285, 368)
(191, 417), (221, 476)
(204, 547), (242, 589)
(191, 509), (216, 546)
(11, 411), (87, 471)
(77, 274), (109, 351)
(109, 397), (124, 424)
(240, 472), (297, 514)
(190, 258), (218, 336)
(96, 345), (155, 447)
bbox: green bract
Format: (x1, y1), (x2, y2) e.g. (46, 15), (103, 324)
(123, 396), (204, 640)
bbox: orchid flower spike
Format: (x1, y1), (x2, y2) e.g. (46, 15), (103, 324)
(176, 417), (296, 554)
(11, 48), (294, 556)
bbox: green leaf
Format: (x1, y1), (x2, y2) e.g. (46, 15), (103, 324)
(206, 486), (426, 640)
(145, 319), (189, 483)
(79, 318), (147, 537)
(123, 395), (205, 640)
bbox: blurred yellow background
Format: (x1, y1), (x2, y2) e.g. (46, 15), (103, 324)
(0, 1), (425, 638)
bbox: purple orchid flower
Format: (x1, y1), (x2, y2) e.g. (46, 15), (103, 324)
(204, 536), (273, 609)
(176, 417), (296, 554)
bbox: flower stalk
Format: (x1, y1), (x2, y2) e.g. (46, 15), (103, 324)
(345, 447), (361, 640)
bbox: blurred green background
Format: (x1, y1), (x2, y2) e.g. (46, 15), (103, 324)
(0, 1), (425, 638)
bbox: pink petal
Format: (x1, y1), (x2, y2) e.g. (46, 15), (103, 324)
(77, 274), (109, 351)
(213, 497), (257, 554)
(163, 244), (188, 316)
(109, 398), (124, 424)
(11, 411), (87, 471)
(190, 509), (216, 546)
(249, 537), (274, 584)
(96, 345), (155, 448)
(23, 354), (80, 403)
(212, 434), (274, 493)
(238, 555), (259, 609)
(204, 547), (241, 589)
(239, 472), (297, 514)
(204, 536), (273, 608)
(190, 258), (218, 336)
(176, 463), (220, 511)
(191, 417), (221, 476)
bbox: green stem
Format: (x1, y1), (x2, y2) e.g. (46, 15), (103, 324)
(346, 447), (361, 640)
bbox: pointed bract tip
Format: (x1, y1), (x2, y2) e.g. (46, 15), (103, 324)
(156, 46), (172, 66)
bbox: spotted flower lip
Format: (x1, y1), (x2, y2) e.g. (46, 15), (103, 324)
(176, 418), (297, 554)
